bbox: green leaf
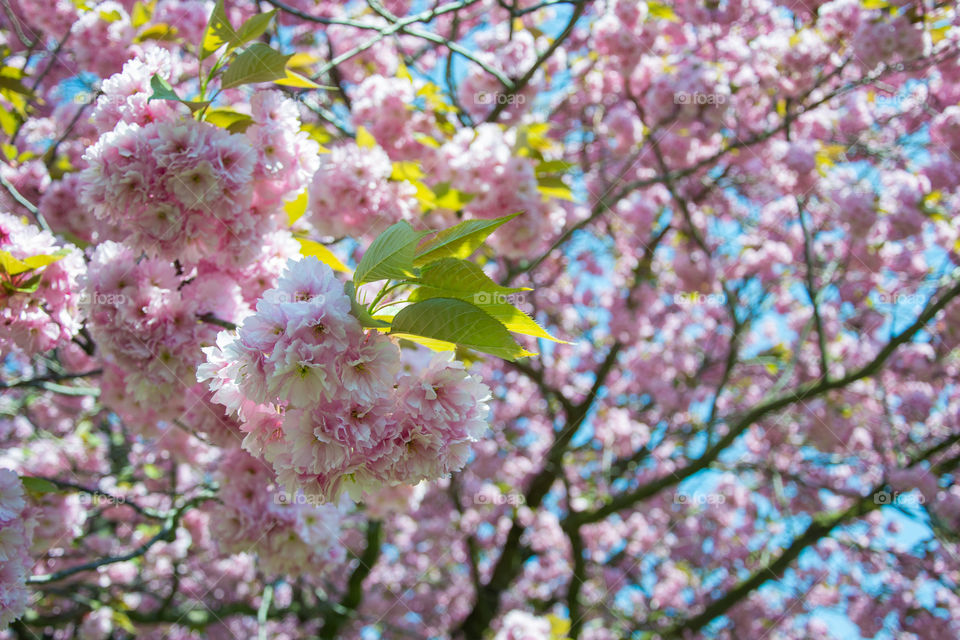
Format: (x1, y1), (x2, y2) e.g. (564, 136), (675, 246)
(432, 182), (475, 210)
(131, 0), (153, 28)
(274, 69), (322, 89)
(0, 248), (68, 276)
(482, 304), (566, 343)
(409, 258), (528, 303)
(390, 298), (533, 361)
(201, 0), (234, 59)
(297, 238), (351, 274)
(220, 43), (293, 90)
(648, 1), (680, 21)
(203, 107), (253, 132)
(537, 175), (575, 201)
(134, 23), (180, 43)
(0, 105), (19, 136)
(3, 272), (43, 293)
(234, 9), (276, 46)
(345, 281), (390, 328)
(535, 159), (574, 175)
(147, 74), (209, 111)
(353, 221), (427, 285)
(413, 212), (520, 266)
(21, 476), (60, 495)
(0, 68), (33, 98)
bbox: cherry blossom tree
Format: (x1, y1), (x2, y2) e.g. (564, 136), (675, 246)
(1, 0), (960, 638)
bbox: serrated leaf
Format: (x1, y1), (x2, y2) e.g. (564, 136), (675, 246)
(390, 298), (533, 361)
(21, 476), (60, 495)
(274, 69), (322, 89)
(356, 125), (377, 149)
(345, 281), (390, 328)
(221, 44), (292, 90)
(482, 304), (566, 343)
(414, 212), (520, 266)
(409, 258), (528, 303)
(297, 238), (351, 274)
(354, 221), (427, 284)
(287, 52), (319, 69)
(234, 9), (276, 45)
(395, 333), (457, 352)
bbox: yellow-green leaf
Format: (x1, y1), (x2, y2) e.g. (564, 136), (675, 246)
(221, 44), (293, 90)
(285, 189), (308, 225)
(297, 238), (351, 274)
(274, 69), (322, 89)
(356, 125), (377, 149)
(203, 107), (253, 131)
(482, 304), (566, 343)
(391, 161), (424, 182)
(648, 1), (680, 21)
(131, 0), (154, 28)
(537, 176), (575, 201)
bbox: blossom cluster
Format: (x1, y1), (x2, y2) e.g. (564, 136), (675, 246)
(82, 241), (243, 410)
(306, 140), (416, 239)
(210, 448), (345, 576)
(82, 52), (317, 267)
(0, 470), (32, 628)
(0, 212), (85, 357)
(199, 258), (491, 502)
